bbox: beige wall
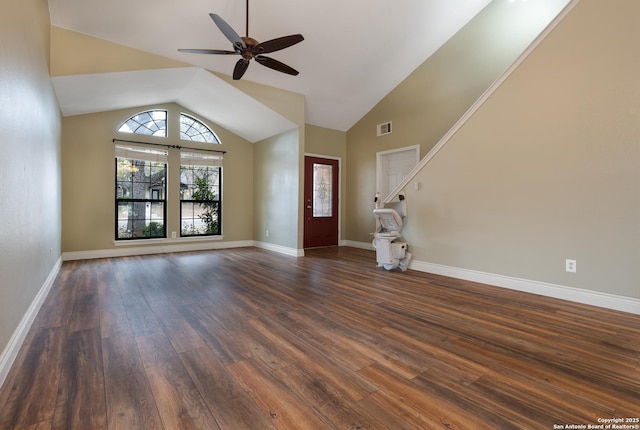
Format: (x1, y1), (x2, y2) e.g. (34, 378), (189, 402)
(402, 0), (640, 298)
(345, 0), (639, 299)
(62, 103), (253, 252)
(346, 0), (570, 243)
(253, 129), (301, 249)
(225, 77), (307, 250)
(215, 74), (305, 128)
(51, 26), (189, 76)
(0, 0), (62, 360)
(305, 125), (347, 159)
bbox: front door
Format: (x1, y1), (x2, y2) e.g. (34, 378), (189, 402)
(304, 156), (339, 248)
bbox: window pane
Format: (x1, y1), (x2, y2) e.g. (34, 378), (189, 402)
(313, 163), (333, 217)
(149, 202), (164, 222)
(179, 113), (220, 143)
(180, 164), (221, 236)
(115, 156), (167, 240)
(116, 201), (165, 239)
(180, 166), (219, 200)
(117, 201), (133, 238)
(118, 110), (167, 137)
(181, 201), (220, 236)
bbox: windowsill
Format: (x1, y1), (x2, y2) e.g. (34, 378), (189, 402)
(113, 235), (224, 247)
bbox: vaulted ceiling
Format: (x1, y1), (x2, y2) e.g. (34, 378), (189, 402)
(49, 0), (492, 140)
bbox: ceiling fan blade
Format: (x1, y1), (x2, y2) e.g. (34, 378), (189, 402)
(210, 13), (246, 49)
(255, 55), (299, 76)
(255, 34), (304, 54)
(178, 48), (237, 55)
(233, 58), (250, 80)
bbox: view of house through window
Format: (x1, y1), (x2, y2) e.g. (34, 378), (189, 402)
(115, 145), (168, 239)
(114, 110), (222, 241)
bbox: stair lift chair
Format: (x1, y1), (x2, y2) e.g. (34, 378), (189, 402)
(372, 191), (412, 271)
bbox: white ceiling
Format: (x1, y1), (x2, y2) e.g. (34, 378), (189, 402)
(48, 0), (492, 138)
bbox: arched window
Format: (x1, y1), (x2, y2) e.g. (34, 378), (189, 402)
(180, 113), (220, 144)
(118, 110), (167, 137)
(114, 109), (223, 241)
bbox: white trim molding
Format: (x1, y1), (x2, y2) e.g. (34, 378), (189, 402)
(63, 240), (304, 261)
(409, 259), (640, 316)
(63, 240), (254, 261)
(340, 242), (639, 315)
(0, 257), (63, 389)
(341, 240), (374, 250)
(254, 241), (304, 257)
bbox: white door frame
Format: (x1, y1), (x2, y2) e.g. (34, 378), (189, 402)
(376, 145), (420, 201)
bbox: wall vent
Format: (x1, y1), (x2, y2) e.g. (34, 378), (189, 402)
(377, 121), (392, 136)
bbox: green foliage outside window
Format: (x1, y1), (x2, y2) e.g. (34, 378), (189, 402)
(192, 176), (219, 234)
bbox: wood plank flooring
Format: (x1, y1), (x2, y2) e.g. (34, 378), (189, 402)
(0, 246), (638, 429)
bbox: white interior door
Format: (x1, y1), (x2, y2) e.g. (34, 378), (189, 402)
(377, 145), (420, 201)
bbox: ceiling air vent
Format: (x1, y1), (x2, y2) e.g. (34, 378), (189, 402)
(377, 121), (392, 137)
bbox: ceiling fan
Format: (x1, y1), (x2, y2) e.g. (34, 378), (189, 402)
(178, 0), (304, 80)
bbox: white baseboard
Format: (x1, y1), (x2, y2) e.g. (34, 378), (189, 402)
(409, 259), (640, 316)
(62, 240), (255, 261)
(341, 240), (374, 250)
(62, 240), (304, 261)
(0, 257), (62, 390)
(254, 241), (304, 257)
(338, 243), (639, 315)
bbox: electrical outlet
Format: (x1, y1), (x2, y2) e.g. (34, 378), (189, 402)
(266, 229), (270, 237)
(565, 259), (576, 273)
(171, 231), (176, 238)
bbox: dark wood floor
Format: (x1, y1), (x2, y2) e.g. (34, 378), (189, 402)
(0, 247), (638, 430)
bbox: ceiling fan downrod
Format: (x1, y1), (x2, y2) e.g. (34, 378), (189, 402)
(245, 0), (249, 37)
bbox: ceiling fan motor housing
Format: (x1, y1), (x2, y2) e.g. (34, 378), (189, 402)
(241, 37), (261, 58)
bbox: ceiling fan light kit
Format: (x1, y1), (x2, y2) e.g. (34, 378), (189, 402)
(178, 0), (304, 80)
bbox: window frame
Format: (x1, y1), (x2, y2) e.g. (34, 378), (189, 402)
(179, 162), (222, 237)
(114, 145), (168, 241)
(117, 109), (168, 137)
(179, 113), (220, 144)
(114, 110), (224, 242)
